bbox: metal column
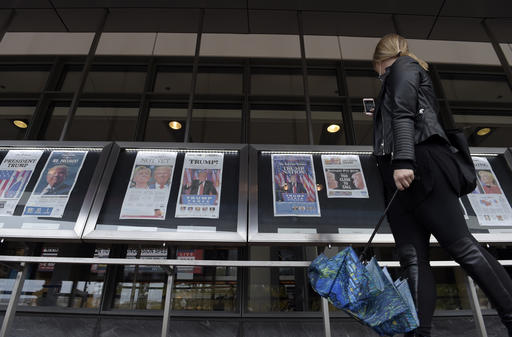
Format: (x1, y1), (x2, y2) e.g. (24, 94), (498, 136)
(59, 9), (109, 141)
(0, 263), (28, 337)
(183, 9), (205, 143)
(161, 266), (175, 337)
(297, 11), (314, 146)
(465, 275), (488, 337)
(321, 297), (332, 337)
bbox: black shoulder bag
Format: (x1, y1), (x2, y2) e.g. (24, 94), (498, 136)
(444, 128), (477, 196)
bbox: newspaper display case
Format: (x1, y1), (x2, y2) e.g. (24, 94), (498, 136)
(248, 144), (512, 244)
(0, 141), (112, 240)
(82, 142), (248, 244)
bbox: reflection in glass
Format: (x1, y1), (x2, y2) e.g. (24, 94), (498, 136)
(113, 247), (168, 310)
(250, 109), (308, 144)
(0, 246), (105, 309)
(312, 110), (345, 145)
(145, 108), (187, 142)
(190, 109), (241, 143)
(0, 106), (35, 140)
(247, 246), (319, 312)
(44, 106), (138, 141)
(61, 71), (146, 93)
(0, 71), (49, 92)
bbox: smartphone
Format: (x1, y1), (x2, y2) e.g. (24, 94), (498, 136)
(363, 98), (375, 116)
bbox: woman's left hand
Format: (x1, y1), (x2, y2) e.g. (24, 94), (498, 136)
(393, 169), (414, 191)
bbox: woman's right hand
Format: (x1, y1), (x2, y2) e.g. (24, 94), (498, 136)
(393, 169), (414, 191)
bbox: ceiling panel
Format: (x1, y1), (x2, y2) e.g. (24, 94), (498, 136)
(440, 0), (512, 18)
(249, 10), (299, 34)
(394, 15), (436, 39)
(203, 9), (248, 33)
(57, 9), (106, 32)
(104, 8), (200, 33)
(302, 12), (394, 37)
(429, 17), (489, 42)
(8, 9), (67, 31)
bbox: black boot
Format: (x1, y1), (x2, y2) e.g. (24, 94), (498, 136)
(399, 245), (431, 337)
(445, 237), (512, 336)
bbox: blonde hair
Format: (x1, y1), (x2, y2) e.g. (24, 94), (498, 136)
(373, 33), (429, 71)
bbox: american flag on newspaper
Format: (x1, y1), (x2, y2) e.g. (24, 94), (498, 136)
(0, 170), (15, 198)
(272, 154), (321, 217)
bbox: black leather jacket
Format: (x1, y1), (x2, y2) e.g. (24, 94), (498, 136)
(373, 56), (449, 167)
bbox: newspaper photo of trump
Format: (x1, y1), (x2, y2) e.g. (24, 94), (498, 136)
(119, 151), (177, 220)
(321, 155), (369, 198)
(23, 151), (87, 218)
(272, 154), (321, 217)
(467, 157), (512, 226)
(175, 153), (223, 219)
(0, 150), (44, 216)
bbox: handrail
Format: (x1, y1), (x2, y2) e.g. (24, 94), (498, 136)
(0, 255), (511, 267)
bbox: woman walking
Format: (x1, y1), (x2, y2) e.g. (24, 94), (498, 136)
(372, 33), (512, 337)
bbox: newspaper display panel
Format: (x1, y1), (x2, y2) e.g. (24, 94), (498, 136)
(175, 153), (224, 219)
(271, 154), (321, 217)
(321, 154), (369, 198)
(0, 150), (43, 216)
(467, 157), (512, 226)
(23, 151), (87, 218)
(119, 151), (177, 220)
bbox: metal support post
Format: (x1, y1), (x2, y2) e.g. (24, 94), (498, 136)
(161, 266), (175, 337)
(321, 297), (332, 337)
(465, 275), (488, 337)
(297, 11), (314, 145)
(59, 9), (108, 141)
(0, 263), (28, 337)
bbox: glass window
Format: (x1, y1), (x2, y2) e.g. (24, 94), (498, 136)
(454, 113), (512, 147)
(312, 110), (345, 145)
(44, 105), (138, 141)
(0, 105), (35, 140)
(441, 74), (512, 102)
(0, 70), (49, 92)
(190, 108), (242, 143)
(346, 71), (381, 98)
(145, 107), (187, 142)
(247, 246), (319, 312)
(251, 70), (303, 96)
(173, 247), (239, 312)
(154, 67), (193, 94)
(250, 109), (308, 144)
(0, 244), (105, 310)
(196, 70), (243, 95)
(61, 70), (146, 93)
(112, 247), (168, 310)
(308, 73), (339, 97)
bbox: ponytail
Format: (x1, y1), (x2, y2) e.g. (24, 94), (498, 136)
(373, 34), (429, 71)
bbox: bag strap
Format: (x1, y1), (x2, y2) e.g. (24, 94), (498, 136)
(360, 189), (399, 262)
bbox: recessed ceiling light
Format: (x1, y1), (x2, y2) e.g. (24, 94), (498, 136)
(476, 127), (491, 136)
(13, 120), (28, 129)
(327, 124), (340, 133)
(168, 121), (182, 130)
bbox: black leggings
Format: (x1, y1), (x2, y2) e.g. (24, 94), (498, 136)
(378, 144), (477, 335)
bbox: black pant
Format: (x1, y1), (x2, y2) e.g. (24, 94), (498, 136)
(378, 142), (512, 336)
